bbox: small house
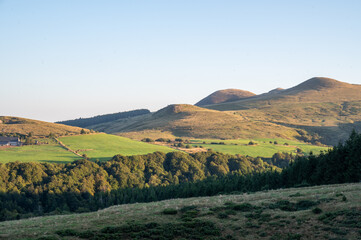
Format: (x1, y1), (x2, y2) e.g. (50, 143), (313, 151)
(0, 137), (21, 146)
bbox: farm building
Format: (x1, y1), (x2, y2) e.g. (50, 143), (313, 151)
(0, 137), (21, 146)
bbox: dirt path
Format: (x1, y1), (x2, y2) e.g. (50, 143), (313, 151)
(54, 138), (84, 158)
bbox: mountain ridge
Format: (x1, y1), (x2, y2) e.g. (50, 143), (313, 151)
(30, 77), (360, 145)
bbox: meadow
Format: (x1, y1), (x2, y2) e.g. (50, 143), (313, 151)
(1, 182), (359, 239)
(58, 133), (175, 161)
(0, 145), (80, 163)
(191, 138), (329, 157)
(0, 133), (175, 163)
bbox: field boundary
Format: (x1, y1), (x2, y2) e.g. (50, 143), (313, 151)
(54, 138), (83, 158)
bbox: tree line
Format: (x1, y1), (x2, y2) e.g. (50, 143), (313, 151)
(57, 109), (150, 128)
(0, 131), (360, 221)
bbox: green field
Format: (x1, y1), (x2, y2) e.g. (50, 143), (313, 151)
(191, 138), (329, 157)
(59, 133), (175, 161)
(0, 145), (81, 163)
(1, 183), (359, 239)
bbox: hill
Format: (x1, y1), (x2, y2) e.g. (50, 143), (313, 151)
(195, 88), (256, 106)
(207, 77), (361, 110)
(1, 182), (360, 239)
(0, 116), (85, 137)
(57, 109), (151, 128)
(90, 104), (302, 140)
(83, 77), (361, 145)
(0, 133), (174, 163)
(204, 77), (361, 145)
(58, 133), (174, 161)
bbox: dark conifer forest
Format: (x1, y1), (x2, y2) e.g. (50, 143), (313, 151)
(57, 109), (150, 128)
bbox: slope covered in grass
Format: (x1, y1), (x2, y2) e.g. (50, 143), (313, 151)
(203, 78), (361, 145)
(1, 183), (360, 239)
(93, 104), (302, 140)
(87, 77), (361, 145)
(0, 116), (85, 137)
(58, 133), (175, 161)
(0, 145), (80, 163)
(191, 138), (329, 157)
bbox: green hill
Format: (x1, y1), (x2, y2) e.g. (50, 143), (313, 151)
(1, 182), (359, 239)
(0, 130), (174, 163)
(0, 144), (81, 163)
(58, 133), (175, 161)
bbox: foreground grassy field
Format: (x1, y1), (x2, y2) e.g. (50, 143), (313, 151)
(0, 183), (359, 239)
(191, 138), (329, 157)
(59, 133), (175, 161)
(0, 145), (81, 163)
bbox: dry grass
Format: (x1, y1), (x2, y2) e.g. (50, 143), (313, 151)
(0, 183), (360, 239)
(68, 78), (361, 146)
(93, 104), (303, 141)
(0, 116), (85, 137)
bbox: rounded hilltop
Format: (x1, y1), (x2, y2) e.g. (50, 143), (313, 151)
(291, 77), (350, 91)
(195, 89), (256, 106)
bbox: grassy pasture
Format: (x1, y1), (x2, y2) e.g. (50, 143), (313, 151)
(0, 145), (81, 163)
(59, 133), (175, 161)
(1, 183), (360, 239)
(191, 138), (329, 157)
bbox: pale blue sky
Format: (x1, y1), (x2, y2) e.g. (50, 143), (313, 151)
(1, 0), (361, 122)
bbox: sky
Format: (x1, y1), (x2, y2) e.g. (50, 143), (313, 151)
(1, 0), (361, 122)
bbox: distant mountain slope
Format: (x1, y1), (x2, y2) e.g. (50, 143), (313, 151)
(91, 104), (301, 140)
(207, 77), (361, 110)
(203, 77), (361, 145)
(0, 116), (85, 137)
(87, 77), (361, 145)
(195, 89), (255, 106)
(57, 109), (150, 128)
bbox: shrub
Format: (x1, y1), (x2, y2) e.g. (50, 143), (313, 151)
(233, 203), (253, 211)
(55, 229), (78, 237)
(217, 212), (229, 219)
(155, 138), (167, 142)
(141, 138), (153, 142)
(162, 208), (178, 215)
(312, 207), (322, 214)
